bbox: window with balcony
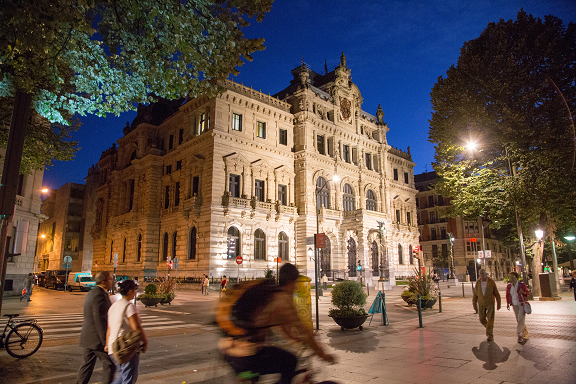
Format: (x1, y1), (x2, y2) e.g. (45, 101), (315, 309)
(316, 135), (325, 155)
(365, 153), (372, 170)
(198, 113), (206, 134)
(278, 184), (287, 205)
(396, 209), (401, 223)
(431, 228), (437, 240)
(428, 195), (434, 207)
(429, 211), (436, 224)
(441, 227), (447, 239)
(164, 186), (170, 209)
(407, 212), (411, 225)
(189, 227), (197, 260)
(316, 177), (330, 209)
(366, 190), (376, 211)
(255, 179), (265, 202)
(192, 176), (200, 196)
(342, 145), (350, 163)
(229, 174), (240, 198)
(343, 183), (355, 212)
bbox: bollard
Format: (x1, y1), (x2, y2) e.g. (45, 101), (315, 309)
(462, 282), (465, 298)
(438, 291), (442, 313)
(417, 294), (423, 328)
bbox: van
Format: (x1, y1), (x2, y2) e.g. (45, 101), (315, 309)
(67, 272), (96, 292)
(45, 270), (68, 290)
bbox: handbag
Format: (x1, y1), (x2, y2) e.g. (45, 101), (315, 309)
(111, 302), (142, 364)
(22, 288), (27, 295)
(519, 285), (531, 315)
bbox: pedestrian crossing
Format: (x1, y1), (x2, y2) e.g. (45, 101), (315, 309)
(0, 312), (206, 340)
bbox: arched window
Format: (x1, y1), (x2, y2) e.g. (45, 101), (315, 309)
(398, 244), (403, 265)
(109, 241), (114, 263)
(172, 231), (177, 259)
(122, 238), (127, 262)
(137, 234), (142, 262)
(316, 177), (330, 209)
(254, 229), (266, 260)
(227, 227), (240, 259)
(162, 232), (168, 261)
(347, 238), (357, 277)
(278, 232), (288, 262)
(189, 227), (197, 260)
(366, 190), (377, 211)
(343, 183), (355, 212)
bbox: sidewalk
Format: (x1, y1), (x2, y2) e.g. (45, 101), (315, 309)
(134, 286), (576, 384)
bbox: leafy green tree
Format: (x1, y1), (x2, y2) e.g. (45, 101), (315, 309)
(0, 0), (272, 311)
(429, 10), (576, 294)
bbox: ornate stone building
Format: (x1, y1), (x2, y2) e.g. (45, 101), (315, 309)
(91, 54), (420, 283)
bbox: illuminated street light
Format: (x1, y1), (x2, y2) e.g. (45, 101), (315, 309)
(565, 235), (575, 270)
(41, 188), (49, 193)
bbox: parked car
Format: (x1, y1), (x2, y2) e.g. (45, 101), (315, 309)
(36, 272), (46, 287)
(45, 270), (68, 290)
(67, 272), (96, 292)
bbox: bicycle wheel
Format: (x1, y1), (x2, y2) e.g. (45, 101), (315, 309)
(5, 322), (43, 358)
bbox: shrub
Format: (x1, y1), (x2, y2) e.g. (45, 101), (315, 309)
(329, 280), (367, 317)
(144, 283), (157, 295)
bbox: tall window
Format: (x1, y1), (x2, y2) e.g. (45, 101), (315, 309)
(255, 180), (265, 201)
(429, 211), (436, 223)
(232, 113), (242, 131)
(175, 182), (180, 207)
(176, 160), (182, 170)
(278, 232), (288, 262)
(169, 135), (174, 150)
(110, 241), (114, 263)
(198, 113), (206, 134)
(278, 184), (287, 205)
(431, 228), (437, 240)
(404, 172), (409, 183)
(137, 234), (142, 262)
(398, 244), (403, 265)
(192, 176), (200, 196)
(279, 129), (287, 145)
(189, 227), (197, 260)
(343, 183), (355, 212)
(407, 212), (411, 225)
(254, 229), (266, 260)
(162, 233), (168, 261)
(432, 244), (438, 258)
(316, 177), (329, 209)
(428, 196), (435, 207)
(227, 227), (240, 259)
(396, 209), (401, 223)
(409, 245), (413, 264)
(229, 174), (240, 197)
(365, 153), (372, 170)
(342, 145), (350, 163)
(257, 121), (266, 138)
(172, 231), (177, 259)
(441, 227), (447, 239)
(164, 185), (170, 209)
(393, 169), (398, 181)
(122, 238), (126, 262)
(366, 190), (376, 211)
(316, 135), (325, 155)
(128, 179), (135, 211)
(347, 238), (357, 277)
(179, 129), (184, 144)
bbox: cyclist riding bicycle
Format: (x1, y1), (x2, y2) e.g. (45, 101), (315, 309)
(218, 263), (335, 384)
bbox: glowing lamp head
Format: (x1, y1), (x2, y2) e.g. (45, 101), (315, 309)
(535, 230), (544, 240)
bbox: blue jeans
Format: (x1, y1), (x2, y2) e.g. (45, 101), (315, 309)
(21, 286), (32, 301)
(111, 352), (139, 384)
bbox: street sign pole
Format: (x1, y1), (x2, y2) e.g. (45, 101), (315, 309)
(236, 256), (243, 283)
(113, 253), (118, 294)
(63, 255), (72, 291)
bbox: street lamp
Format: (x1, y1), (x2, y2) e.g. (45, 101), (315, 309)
(377, 221), (391, 290)
(314, 174), (339, 330)
(565, 235), (575, 270)
(448, 233), (456, 281)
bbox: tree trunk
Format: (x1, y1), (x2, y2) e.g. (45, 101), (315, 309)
(530, 242), (542, 297)
(0, 90), (32, 315)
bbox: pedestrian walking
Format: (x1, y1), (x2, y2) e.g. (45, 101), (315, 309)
(220, 275), (227, 297)
(20, 273), (33, 302)
(201, 274), (205, 295)
(321, 274), (328, 290)
(570, 271), (576, 301)
(472, 269), (501, 342)
(505, 271), (530, 343)
(107, 279), (148, 384)
(204, 274), (210, 295)
(76, 272), (116, 384)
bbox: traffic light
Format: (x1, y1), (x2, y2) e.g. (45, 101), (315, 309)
(357, 260), (362, 271)
(414, 245), (420, 253)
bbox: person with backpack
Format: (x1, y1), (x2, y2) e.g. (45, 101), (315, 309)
(217, 263), (335, 384)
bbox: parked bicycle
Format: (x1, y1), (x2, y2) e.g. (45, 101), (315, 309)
(0, 314), (43, 358)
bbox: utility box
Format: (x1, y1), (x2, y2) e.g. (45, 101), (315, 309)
(539, 273), (558, 298)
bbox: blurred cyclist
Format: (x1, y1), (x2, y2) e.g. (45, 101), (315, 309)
(218, 263), (335, 383)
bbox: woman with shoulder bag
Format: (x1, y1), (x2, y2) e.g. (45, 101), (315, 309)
(106, 280), (148, 383)
(505, 271), (530, 343)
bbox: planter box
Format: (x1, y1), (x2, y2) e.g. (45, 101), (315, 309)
(138, 297), (163, 307)
(329, 315), (369, 331)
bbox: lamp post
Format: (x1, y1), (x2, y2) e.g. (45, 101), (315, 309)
(377, 221), (391, 290)
(448, 233), (457, 282)
(564, 235), (575, 271)
(313, 175), (339, 330)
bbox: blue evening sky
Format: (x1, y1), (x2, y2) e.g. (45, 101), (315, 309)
(42, 0), (576, 189)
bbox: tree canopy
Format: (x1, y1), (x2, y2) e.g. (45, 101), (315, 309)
(0, 0), (272, 124)
(429, 10), (576, 242)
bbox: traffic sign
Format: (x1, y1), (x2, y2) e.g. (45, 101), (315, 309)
(174, 257), (179, 263)
(64, 256), (72, 263)
(413, 245), (420, 253)
(315, 233), (326, 248)
(63, 262), (71, 269)
(274, 257), (282, 263)
(174, 263), (179, 269)
(470, 238), (477, 242)
(236, 256), (243, 265)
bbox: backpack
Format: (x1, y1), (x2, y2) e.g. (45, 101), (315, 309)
(216, 279), (279, 338)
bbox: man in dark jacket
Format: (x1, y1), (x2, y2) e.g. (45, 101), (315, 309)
(76, 271), (115, 384)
